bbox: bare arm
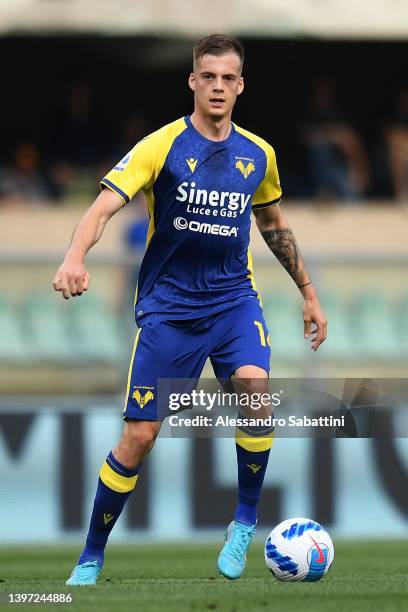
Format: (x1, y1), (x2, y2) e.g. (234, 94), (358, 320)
(53, 188), (124, 299)
(253, 204), (327, 351)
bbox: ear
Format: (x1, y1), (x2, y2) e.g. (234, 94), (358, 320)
(237, 76), (244, 96)
(188, 72), (196, 92)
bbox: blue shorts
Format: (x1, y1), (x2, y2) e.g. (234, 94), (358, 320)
(123, 297), (271, 421)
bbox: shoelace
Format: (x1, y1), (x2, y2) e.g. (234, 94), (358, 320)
(229, 525), (254, 562)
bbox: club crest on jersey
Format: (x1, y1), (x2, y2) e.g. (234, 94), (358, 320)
(132, 386), (155, 409)
(186, 157), (198, 173)
(235, 157), (255, 179)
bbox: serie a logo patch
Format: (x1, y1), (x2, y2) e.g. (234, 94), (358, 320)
(114, 152), (131, 172)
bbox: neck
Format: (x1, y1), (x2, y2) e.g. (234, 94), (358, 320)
(189, 110), (232, 141)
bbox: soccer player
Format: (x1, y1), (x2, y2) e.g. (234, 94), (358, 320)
(53, 34), (327, 585)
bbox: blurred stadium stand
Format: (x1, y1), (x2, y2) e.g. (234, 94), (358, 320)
(1, 34), (408, 203)
(1, 281), (408, 379)
(0, 204), (407, 392)
(1, 0), (408, 38)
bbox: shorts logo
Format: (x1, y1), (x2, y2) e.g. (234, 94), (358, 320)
(186, 158), (198, 173)
(132, 388), (155, 409)
(173, 217), (238, 237)
(235, 158), (255, 179)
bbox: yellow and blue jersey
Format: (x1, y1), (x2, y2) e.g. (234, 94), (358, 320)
(101, 116), (282, 325)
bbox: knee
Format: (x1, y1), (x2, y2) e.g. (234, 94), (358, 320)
(116, 421), (160, 464)
(126, 421), (159, 450)
(234, 365), (268, 385)
(234, 367), (268, 395)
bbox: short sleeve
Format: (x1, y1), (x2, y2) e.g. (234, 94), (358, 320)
(100, 136), (156, 205)
(252, 144), (282, 210)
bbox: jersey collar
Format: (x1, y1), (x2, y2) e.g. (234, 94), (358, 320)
(184, 115), (236, 146)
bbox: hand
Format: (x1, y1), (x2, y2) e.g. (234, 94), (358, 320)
(53, 256), (90, 299)
(303, 296), (327, 351)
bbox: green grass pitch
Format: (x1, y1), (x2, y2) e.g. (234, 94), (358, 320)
(0, 541), (407, 611)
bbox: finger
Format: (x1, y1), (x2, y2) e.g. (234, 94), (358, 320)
(312, 331), (325, 349)
(311, 323), (324, 348)
(311, 322), (327, 350)
(82, 272), (90, 291)
(68, 278), (78, 297)
(76, 276), (84, 295)
(310, 336), (320, 349)
(53, 274), (64, 291)
(60, 279), (70, 300)
(304, 319), (312, 339)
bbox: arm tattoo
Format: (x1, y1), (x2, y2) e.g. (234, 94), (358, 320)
(261, 228), (308, 287)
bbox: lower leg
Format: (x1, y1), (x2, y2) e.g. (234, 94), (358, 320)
(112, 419), (161, 468)
(234, 436), (272, 526)
(79, 420), (161, 565)
(233, 366), (272, 526)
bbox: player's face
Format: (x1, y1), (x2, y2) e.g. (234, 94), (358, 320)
(189, 52), (244, 119)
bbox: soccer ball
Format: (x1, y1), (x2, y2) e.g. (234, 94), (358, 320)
(264, 517), (334, 582)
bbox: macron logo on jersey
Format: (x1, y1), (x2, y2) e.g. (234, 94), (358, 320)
(176, 182), (251, 214)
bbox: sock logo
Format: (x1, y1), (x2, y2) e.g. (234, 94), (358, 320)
(103, 513), (115, 525)
(247, 463), (262, 474)
(132, 388), (155, 409)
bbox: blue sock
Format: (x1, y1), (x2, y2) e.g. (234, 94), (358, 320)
(78, 451), (140, 566)
(234, 431), (273, 526)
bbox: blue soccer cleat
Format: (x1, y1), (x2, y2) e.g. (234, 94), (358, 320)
(65, 560), (102, 586)
(217, 520), (256, 580)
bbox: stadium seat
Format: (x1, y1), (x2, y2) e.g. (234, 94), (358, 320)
(263, 293), (308, 361)
(67, 294), (123, 363)
(0, 296), (29, 362)
(352, 292), (402, 360)
(22, 294), (75, 363)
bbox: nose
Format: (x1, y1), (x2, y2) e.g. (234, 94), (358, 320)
(212, 77), (224, 92)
